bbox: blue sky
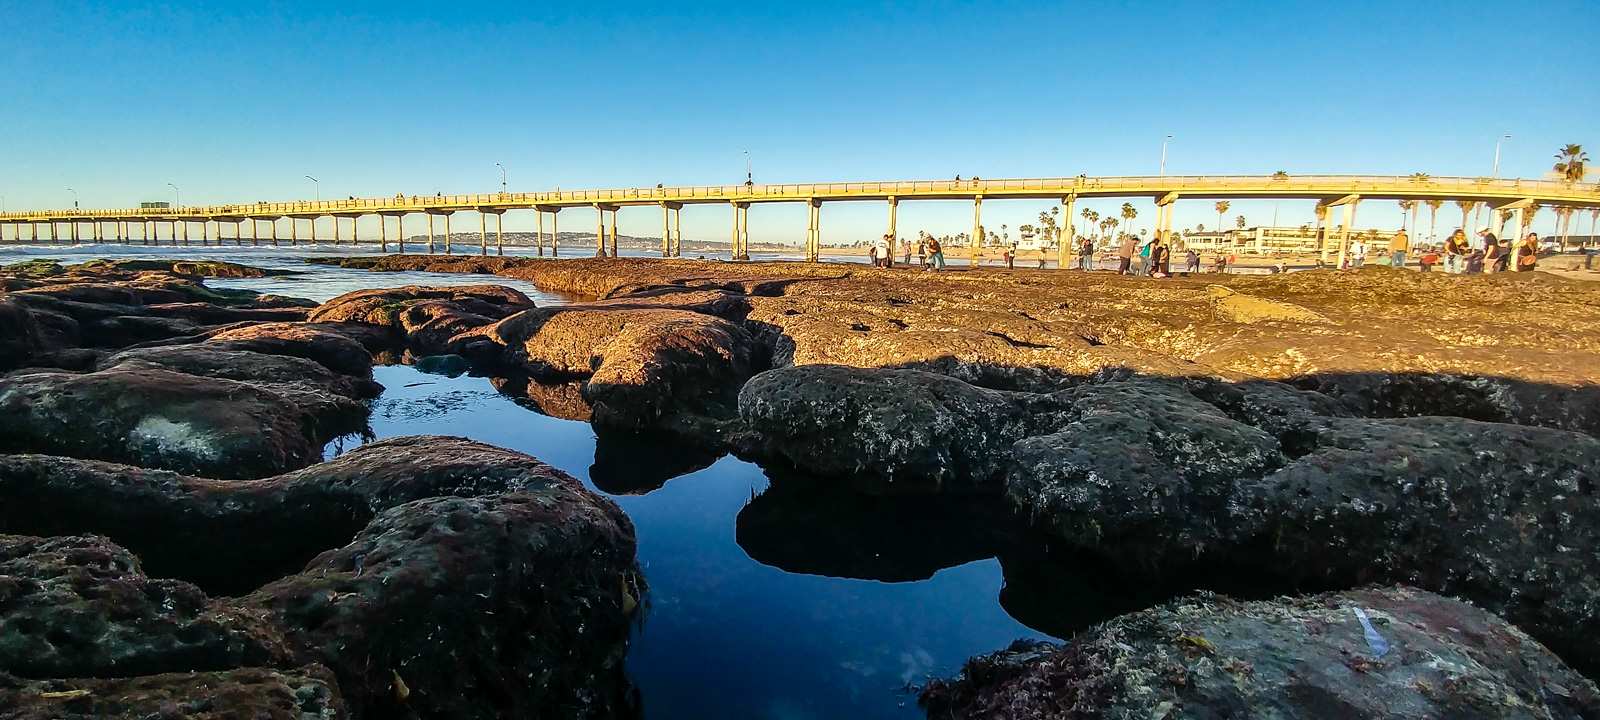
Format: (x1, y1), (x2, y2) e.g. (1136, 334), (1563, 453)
(2, 0), (1595, 242)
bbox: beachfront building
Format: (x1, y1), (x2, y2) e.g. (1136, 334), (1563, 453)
(1179, 225), (1390, 255)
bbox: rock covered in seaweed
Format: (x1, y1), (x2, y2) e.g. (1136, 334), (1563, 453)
(920, 586), (1600, 719)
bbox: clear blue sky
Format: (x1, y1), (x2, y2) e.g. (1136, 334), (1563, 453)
(2, 0), (1595, 242)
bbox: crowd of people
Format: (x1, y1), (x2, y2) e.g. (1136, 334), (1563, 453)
(860, 225), (1546, 276)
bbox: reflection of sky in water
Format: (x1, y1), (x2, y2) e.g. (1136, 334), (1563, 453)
(339, 365), (1046, 720)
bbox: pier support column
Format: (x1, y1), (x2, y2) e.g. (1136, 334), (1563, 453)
(739, 204), (750, 260)
(495, 211), (504, 256)
(379, 215), (388, 253)
(673, 207), (683, 256)
(536, 210), (546, 256)
(1336, 202), (1358, 269)
(595, 206), (606, 257)
(1059, 195), (1077, 269)
(309, 217), (317, 244)
(551, 210), (560, 256)
(290, 218), (298, 245)
(730, 203), (739, 259)
(443, 213), (452, 255)
(333, 216), (340, 244)
(661, 203), (671, 257)
(1314, 204), (1329, 264)
(397, 214), (406, 253)
(70, 221), (78, 243)
(608, 208), (619, 257)
(427, 214), (436, 254)
(887, 196), (898, 245)
(479, 211), (488, 256)
(971, 196), (983, 266)
(270, 218), (278, 246)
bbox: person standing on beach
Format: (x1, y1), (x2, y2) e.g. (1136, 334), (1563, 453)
(1389, 228), (1409, 268)
(1117, 234), (1136, 274)
(1036, 246), (1047, 269)
(1516, 232), (1539, 272)
(917, 235), (928, 266)
(1350, 237), (1367, 268)
(1079, 236), (1095, 270)
(876, 234), (894, 268)
(1479, 229), (1501, 273)
(927, 235), (945, 270)
(1444, 229), (1467, 274)
(1003, 244), (1015, 269)
(902, 238), (912, 265)
(1185, 248), (1200, 274)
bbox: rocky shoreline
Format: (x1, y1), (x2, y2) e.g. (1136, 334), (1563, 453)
(4, 254), (1599, 717)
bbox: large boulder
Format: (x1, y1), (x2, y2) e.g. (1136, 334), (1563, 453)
(308, 284), (534, 354)
(0, 297), (45, 371)
(1005, 378), (1282, 557)
(736, 365), (1073, 493)
(0, 367), (363, 479)
(490, 306), (759, 432)
(0, 534), (289, 679)
(921, 586), (1600, 719)
(206, 322), (375, 377)
(1232, 415), (1600, 674)
(99, 345), (381, 400)
(0, 437), (645, 719)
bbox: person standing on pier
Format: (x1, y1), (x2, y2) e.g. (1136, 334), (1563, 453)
(1389, 228), (1409, 268)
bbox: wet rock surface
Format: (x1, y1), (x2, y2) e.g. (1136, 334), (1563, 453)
(0, 437), (644, 719)
(920, 586), (1600, 719)
(0, 664), (346, 719)
(310, 256), (1600, 707)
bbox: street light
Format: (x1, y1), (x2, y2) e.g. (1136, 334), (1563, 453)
(166, 183), (179, 208)
(305, 175), (320, 201)
(495, 163), (507, 194)
(743, 150), (752, 185)
(1159, 135), (1173, 175)
(1492, 133), (1511, 178)
(67, 188), (79, 209)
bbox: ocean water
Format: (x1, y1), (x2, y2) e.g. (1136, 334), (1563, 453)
(1, 244), (1087, 719)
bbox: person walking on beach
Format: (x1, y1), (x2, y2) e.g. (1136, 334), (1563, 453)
(1117, 234), (1136, 274)
(1036, 246), (1047, 269)
(1002, 244), (1015, 269)
(1389, 228), (1409, 268)
(927, 235), (945, 270)
(1350, 237), (1367, 268)
(1185, 248), (1200, 274)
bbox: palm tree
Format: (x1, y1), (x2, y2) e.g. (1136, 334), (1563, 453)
(1215, 201), (1230, 233)
(1424, 199), (1442, 245)
(1087, 210), (1101, 241)
(1120, 202), (1138, 237)
(1272, 170), (1289, 181)
(1235, 214), (1246, 230)
(1081, 207), (1094, 240)
(1455, 200), (1476, 235)
(1409, 172), (1431, 183)
(1553, 144), (1589, 182)
(1105, 217), (1119, 241)
(1555, 207), (1574, 252)
(1397, 200), (1413, 232)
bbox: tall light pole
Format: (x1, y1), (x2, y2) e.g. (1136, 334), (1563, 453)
(67, 188), (79, 209)
(1492, 133), (1511, 178)
(495, 163), (507, 194)
(305, 175), (320, 201)
(1159, 134), (1173, 175)
(743, 150), (752, 185)
(166, 183), (179, 208)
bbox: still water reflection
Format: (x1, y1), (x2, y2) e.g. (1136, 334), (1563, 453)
(340, 365), (1047, 719)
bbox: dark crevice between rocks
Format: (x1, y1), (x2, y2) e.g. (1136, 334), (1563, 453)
(985, 330), (1053, 349)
